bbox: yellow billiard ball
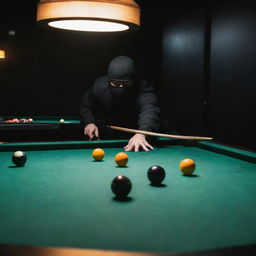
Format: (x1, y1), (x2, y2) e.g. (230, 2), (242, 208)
(114, 152), (128, 167)
(179, 158), (196, 176)
(92, 148), (105, 161)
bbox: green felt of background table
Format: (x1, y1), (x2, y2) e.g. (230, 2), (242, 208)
(0, 141), (256, 255)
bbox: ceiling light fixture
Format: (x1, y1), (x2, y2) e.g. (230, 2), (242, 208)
(0, 50), (5, 59)
(36, 0), (140, 32)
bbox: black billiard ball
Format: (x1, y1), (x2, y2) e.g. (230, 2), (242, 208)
(111, 175), (132, 198)
(147, 165), (166, 185)
(12, 151), (27, 167)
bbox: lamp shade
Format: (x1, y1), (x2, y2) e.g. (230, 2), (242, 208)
(0, 50), (5, 59)
(36, 0), (140, 32)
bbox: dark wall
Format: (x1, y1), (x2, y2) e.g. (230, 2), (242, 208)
(1, 1), (255, 151)
(161, 2), (207, 136)
(0, 1), (164, 117)
(161, 0), (256, 151)
(208, 1), (256, 151)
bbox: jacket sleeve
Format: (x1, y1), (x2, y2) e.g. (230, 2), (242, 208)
(79, 87), (97, 127)
(137, 82), (162, 132)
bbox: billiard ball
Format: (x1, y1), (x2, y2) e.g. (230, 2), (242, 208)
(13, 118), (20, 123)
(92, 148), (105, 161)
(111, 175), (132, 198)
(147, 165), (166, 185)
(179, 158), (196, 176)
(114, 152), (128, 167)
(12, 151), (27, 167)
(59, 119), (65, 123)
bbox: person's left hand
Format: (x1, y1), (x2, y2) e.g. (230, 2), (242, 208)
(124, 134), (154, 152)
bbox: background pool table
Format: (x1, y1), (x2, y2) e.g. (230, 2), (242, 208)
(0, 139), (256, 256)
(0, 116), (83, 142)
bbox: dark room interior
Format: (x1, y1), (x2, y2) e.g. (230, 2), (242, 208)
(0, 0), (255, 151)
(0, 1), (256, 256)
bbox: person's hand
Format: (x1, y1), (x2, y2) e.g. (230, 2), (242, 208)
(124, 134), (154, 152)
(84, 123), (99, 140)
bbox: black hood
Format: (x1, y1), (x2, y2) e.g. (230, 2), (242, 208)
(107, 55), (136, 82)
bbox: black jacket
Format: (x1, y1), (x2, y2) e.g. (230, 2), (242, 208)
(80, 76), (162, 132)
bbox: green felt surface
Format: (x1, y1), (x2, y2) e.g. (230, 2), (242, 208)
(35, 120), (80, 124)
(0, 143), (256, 254)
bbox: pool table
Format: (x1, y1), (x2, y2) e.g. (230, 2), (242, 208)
(0, 139), (256, 256)
(0, 116), (83, 141)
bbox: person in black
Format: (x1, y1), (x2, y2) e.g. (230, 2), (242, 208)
(80, 55), (164, 152)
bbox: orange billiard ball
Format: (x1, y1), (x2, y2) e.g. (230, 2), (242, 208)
(114, 152), (128, 167)
(92, 148), (105, 161)
(179, 158), (196, 176)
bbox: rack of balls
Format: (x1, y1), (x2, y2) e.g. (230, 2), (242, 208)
(5, 118), (33, 123)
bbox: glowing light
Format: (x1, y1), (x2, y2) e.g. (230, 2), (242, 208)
(0, 50), (5, 59)
(37, 0), (140, 32)
(49, 20), (129, 32)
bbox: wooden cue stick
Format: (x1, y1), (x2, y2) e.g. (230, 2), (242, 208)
(108, 125), (213, 141)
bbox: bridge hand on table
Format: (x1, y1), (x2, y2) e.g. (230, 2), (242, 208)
(124, 134), (154, 152)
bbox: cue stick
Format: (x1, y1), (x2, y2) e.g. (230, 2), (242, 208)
(108, 125), (213, 141)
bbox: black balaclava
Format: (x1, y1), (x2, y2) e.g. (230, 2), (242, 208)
(107, 55), (136, 97)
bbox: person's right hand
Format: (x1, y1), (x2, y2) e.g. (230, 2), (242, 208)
(84, 123), (99, 140)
